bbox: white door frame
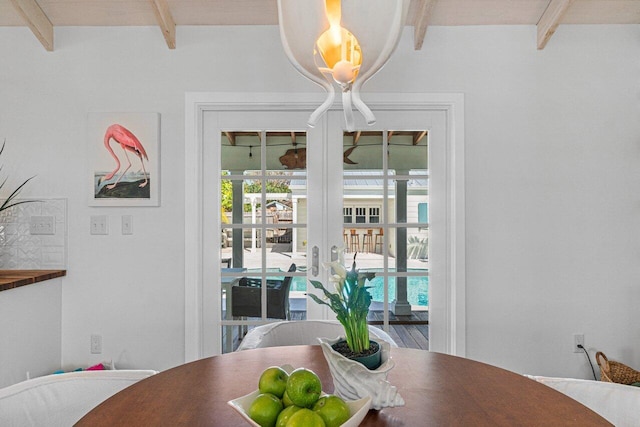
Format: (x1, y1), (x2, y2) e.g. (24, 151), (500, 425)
(184, 92), (465, 361)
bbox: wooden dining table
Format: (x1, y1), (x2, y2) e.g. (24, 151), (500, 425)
(76, 346), (612, 426)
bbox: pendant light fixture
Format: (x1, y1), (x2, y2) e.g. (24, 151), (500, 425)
(277, 0), (409, 131)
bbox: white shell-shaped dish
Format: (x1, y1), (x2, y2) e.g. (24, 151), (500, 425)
(227, 364), (372, 427)
(318, 337), (405, 410)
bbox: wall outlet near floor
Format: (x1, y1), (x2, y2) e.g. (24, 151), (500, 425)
(573, 333), (584, 353)
(91, 334), (102, 354)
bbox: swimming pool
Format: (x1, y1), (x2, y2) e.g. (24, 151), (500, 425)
(290, 275), (429, 307)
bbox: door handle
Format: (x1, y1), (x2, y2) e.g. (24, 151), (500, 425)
(312, 246), (319, 276)
(331, 245), (339, 262)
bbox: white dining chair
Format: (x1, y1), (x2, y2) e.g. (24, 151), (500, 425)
(236, 320), (398, 351)
(0, 369), (157, 426)
(526, 375), (640, 427)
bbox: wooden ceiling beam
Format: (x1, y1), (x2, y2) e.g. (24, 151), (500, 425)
(224, 132), (236, 146)
(9, 0), (53, 51)
(353, 131), (362, 145)
(413, 0), (437, 51)
(413, 130), (427, 145)
(387, 131), (395, 142)
(537, 0), (574, 50)
(150, 0), (176, 49)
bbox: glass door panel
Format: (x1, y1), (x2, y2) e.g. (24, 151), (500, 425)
(220, 131), (307, 352)
(341, 130), (429, 344)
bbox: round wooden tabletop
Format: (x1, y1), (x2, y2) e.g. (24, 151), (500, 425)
(76, 346), (612, 426)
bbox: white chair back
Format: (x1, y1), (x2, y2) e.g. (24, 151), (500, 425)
(526, 375), (640, 427)
(236, 320), (398, 351)
(0, 369), (157, 426)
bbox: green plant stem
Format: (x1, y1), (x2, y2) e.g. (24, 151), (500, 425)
(342, 311), (370, 354)
(308, 254), (374, 355)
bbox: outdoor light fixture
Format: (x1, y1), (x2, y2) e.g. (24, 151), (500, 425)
(277, 0), (408, 131)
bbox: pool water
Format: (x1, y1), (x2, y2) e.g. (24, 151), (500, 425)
(291, 276), (429, 307)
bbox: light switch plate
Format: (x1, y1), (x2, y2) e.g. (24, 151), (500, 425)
(122, 215), (133, 235)
(90, 215), (108, 235)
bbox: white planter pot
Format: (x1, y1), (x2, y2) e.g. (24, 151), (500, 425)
(318, 336), (405, 410)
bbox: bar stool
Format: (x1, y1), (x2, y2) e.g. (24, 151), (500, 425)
(343, 230), (349, 251)
(362, 229), (373, 253)
(349, 229), (360, 253)
(374, 228), (384, 253)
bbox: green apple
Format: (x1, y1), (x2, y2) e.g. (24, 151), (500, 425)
(285, 368), (322, 408)
(282, 390), (294, 407)
(313, 395), (350, 427)
(259, 366), (289, 398)
(248, 393), (283, 427)
(275, 405), (302, 427)
(285, 408), (326, 427)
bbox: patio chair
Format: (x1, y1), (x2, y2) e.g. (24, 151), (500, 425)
(231, 264), (296, 320)
(236, 320), (398, 351)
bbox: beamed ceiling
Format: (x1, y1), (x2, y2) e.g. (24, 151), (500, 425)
(223, 131), (427, 147)
(3, 0), (639, 52)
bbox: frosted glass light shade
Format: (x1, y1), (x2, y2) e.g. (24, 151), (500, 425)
(277, 0), (408, 130)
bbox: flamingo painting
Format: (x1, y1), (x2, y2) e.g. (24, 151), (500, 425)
(102, 124), (149, 190)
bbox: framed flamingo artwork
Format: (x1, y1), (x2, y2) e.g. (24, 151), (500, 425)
(87, 112), (160, 206)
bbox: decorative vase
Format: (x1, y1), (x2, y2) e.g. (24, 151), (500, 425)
(318, 336), (405, 410)
(330, 339), (382, 370)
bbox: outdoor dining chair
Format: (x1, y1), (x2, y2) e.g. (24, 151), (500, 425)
(231, 263), (297, 320)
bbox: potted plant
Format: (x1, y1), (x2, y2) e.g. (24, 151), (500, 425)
(0, 140), (35, 213)
(308, 251), (379, 367)
(0, 140), (36, 248)
(308, 249), (404, 409)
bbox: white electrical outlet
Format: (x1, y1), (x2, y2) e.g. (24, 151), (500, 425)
(29, 215), (55, 235)
(91, 334), (102, 354)
(573, 333), (584, 353)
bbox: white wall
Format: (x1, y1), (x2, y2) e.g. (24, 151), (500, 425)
(0, 24), (639, 378)
(387, 25), (640, 378)
(0, 279), (62, 387)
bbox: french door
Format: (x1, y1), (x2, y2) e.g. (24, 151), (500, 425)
(184, 93), (465, 360)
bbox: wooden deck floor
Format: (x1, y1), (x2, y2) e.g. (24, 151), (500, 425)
(368, 310), (429, 350)
(225, 310), (429, 352)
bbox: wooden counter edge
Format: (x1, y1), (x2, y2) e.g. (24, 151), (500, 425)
(0, 270), (66, 292)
